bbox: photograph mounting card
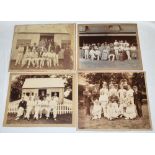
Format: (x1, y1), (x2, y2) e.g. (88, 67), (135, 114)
(3, 73), (75, 127)
(78, 71), (151, 131)
(9, 24), (76, 72)
(78, 23), (143, 70)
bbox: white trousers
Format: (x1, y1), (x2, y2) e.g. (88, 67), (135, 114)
(124, 112), (137, 119)
(100, 102), (108, 116)
(106, 106), (119, 120)
(52, 107), (57, 119)
(119, 98), (127, 115)
(15, 53), (23, 65)
(99, 95), (108, 116)
(127, 97), (134, 105)
(126, 50), (131, 60)
(47, 58), (52, 67)
(92, 108), (102, 119)
(119, 104), (126, 115)
(16, 107), (24, 118)
(90, 54), (95, 61)
(55, 54), (59, 66)
(45, 106), (57, 119)
(124, 106), (137, 119)
(40, 58), (45, 68)
(85, 50), (89, 59)
(21, 58), (28, 67)
(34, 106), (41, 120)
(25, 106), (33, 119)
(39, 107), (48, 118)
(27, 58), (35, 67)
(114, 50), (119, 60)
(108, 54), (115, 61)
(46, 107), (52, 118)
(33, 58), (39, 67)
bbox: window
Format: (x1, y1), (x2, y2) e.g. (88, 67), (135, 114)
(51, 92), (59, 97)
(38, 89), (47, 98)
(26, 92), (30, 97)
(16, 39), (31, 49)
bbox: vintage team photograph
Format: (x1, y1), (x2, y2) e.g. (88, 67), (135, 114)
(4, 73), (75, 127)
(78, 71), (151, 130)
(78, 24), (143, 70)
(9, 24), (75, 71)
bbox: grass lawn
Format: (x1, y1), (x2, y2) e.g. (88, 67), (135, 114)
(6, 113), (72, 125)
(78, 104), (151, 130)
(10, 60), (72, 70)
(79, 59), (142, 70)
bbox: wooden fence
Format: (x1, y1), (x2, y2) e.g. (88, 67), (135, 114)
(7, 101), (72, 115)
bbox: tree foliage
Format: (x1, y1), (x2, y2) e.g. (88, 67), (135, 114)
(80, 72), (146, 91)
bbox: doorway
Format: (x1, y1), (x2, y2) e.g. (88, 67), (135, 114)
(40, 34), (54, 41)
(39, 34), (54, 50)
(38, 89), (47, 98)
(51, 92), (59, 97)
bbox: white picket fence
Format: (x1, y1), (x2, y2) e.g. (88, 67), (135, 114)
(57, 104), (72, 114)
(8, 100), (72, 115)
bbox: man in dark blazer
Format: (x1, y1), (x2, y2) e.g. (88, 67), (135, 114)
(133, 86), (143, 118)
(15, 97), (27, 120)
(83, 87), (92, 116)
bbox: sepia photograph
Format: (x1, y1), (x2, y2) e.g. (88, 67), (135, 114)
(3, 73), (75, 127)
(78, 24), (143, 70)
(78, 71), (151, 130)
(9, 24), (75, 71)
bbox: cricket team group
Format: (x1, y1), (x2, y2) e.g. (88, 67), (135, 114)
(15, 93), (59, 121)
(15, 38), (70, 68)
(83, 80), (143, 120)
(81, 40), (137, 61)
